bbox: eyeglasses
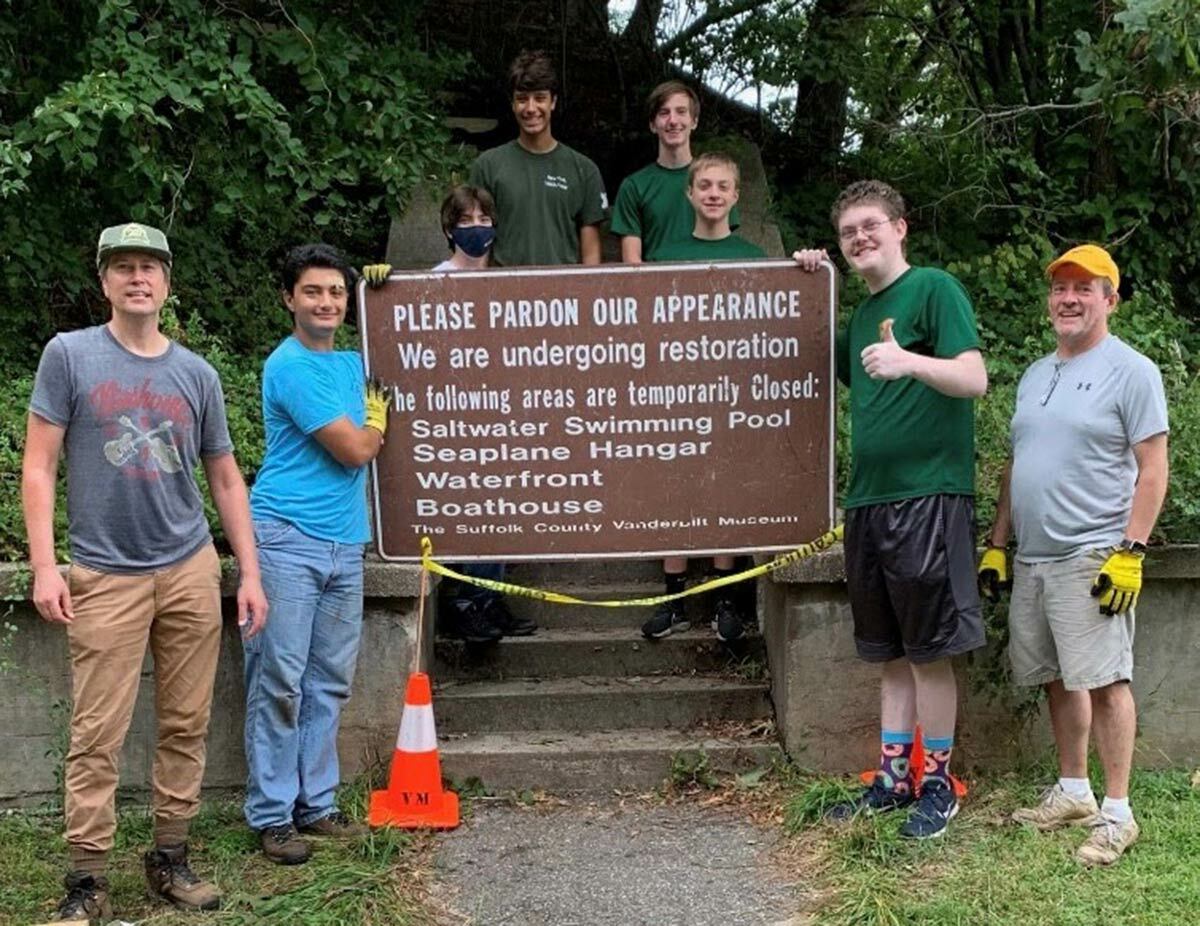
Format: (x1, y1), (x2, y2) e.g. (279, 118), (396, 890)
(838, 219), (892, 242)
(1040, 361), (1068, 406)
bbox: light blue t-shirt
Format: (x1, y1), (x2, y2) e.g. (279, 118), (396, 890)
(250, 336), (370, 543)
(1010, 335), (1168, 562)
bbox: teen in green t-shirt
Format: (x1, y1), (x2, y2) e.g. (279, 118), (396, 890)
(468, 51), (606, 267)
(640, 152), (763, 645)
(794, 181), (987, 840)
(610, 81), (740, 262)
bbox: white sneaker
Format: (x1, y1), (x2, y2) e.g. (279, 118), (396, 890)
(1011, 784), (1098, 830)
(1076, 813), (1139, 866)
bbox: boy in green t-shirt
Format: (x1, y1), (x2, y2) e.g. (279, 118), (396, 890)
(468, 50), (606, 267)
(611, 81), (740, 262)
(639, 152), (763, 644)
(794, 181), (987, 839)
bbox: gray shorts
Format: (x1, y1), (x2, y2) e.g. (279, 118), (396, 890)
(1008, 549), (1135, 691)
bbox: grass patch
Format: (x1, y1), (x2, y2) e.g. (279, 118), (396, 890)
(782, 767), (1200, 926)
(0, 783), (440, 926)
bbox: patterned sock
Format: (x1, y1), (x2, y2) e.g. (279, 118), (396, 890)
(923, 734), (955, 786)
(877, 730), (915, 795)
(712, 566), (736, 607)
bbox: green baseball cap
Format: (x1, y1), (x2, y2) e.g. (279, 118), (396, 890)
(96, 222), (172, 268)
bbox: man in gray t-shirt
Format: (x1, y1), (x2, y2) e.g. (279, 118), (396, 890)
(979, 244), (1168, 868)
(21, 222), (268, 920)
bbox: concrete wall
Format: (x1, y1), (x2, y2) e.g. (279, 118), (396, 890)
(0, 562), (431, 807)
(763, 547), (1200, 775)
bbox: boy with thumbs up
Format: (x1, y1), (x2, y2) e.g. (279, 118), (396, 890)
(794, 180), (987, 839)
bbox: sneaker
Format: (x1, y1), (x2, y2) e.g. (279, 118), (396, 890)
(259, 823), (312, 865)
(52, 871), (111, 924)
(1011, 784), (1099, 830)
(899, 779), (959, 839)
(481, 596), (537, 637)
(442, 600), (502, 643)
(642, 602), (689, 639)
(712, 599), (743, 642)
(825, 777), (915, 822)
(143, 843), (221, 910)
(1075, 813), (1139, 866)
(299, 809), (368, 838)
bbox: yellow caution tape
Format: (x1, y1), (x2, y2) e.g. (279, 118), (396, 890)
(418, 524), (844, 608)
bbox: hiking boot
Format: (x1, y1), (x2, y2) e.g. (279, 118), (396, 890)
(899, 778), (959, 839)
(712, 599), (743, 642)
(825, 777), (915, 822)
(481, 596), (537, 637)
(52, 871), (111, 924)
(298, 809), (368, 838)
(1011, 784), (1099, 830)
(642, 602), (689, 639)
(1075, 813), (1139, 866)
(260, 823), (311, 865)
(143, 843), (221, 910)
(442, 599), (502, 643)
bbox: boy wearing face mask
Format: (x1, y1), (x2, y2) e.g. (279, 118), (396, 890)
(362, 187), (535, 643)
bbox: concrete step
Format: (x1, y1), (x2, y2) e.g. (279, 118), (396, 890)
(497, 581), (752, 630)
(434, 675), (772, 734)
(434, 627), (766, 680)
(439, 728), (781, 793)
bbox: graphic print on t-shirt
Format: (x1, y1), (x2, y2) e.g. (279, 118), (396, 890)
(90, 378), (189, 477)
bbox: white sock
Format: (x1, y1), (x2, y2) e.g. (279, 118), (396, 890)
(1101, 796), (1132, 822)
(1058, 777), (1093, 799)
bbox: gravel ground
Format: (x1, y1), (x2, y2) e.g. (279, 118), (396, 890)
(434, 799), (801, 926)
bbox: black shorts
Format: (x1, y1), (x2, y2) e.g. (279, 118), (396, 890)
(845, 494), (985, 664)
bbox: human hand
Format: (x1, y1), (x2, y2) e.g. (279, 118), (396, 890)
(362, 264), (393, 288)
(31, 564), (73, 624)
(238, 575), (269, 639)
(1090, 549), (1143, 616)
(860, 317), (913, 380)
(365, 377), (393, 436)
(792, 249), (829, 272)
(977, 547), (1010, 601)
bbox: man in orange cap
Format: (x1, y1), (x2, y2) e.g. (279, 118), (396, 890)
(979, 244), (1168, 866)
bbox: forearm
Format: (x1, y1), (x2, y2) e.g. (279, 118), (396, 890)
(620, 237), (643, 264)
(1125, 462), (1168, 542)
(988, 461), (1013, 547)
(579, 226), (602, 265)
(209, 472), (260, 581)
(22, 469), (58, 569)
(909, 352), (987, 398)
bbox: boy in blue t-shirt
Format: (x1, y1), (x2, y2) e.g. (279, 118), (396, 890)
(243, 244), (392, 864)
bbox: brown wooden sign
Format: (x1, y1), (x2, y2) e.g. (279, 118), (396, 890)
(357, 260), (836, 561)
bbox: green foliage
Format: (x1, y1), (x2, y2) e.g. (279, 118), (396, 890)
(0, 0), (464, 363)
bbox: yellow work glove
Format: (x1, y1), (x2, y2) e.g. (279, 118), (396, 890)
(1090, 549), (1143, 616)
(362, 264), (393, 288)
(364, 378), (392, 437)
(977, 547), (1009, 601)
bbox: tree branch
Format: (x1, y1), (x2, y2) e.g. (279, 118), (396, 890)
(657, 0), (782, 57)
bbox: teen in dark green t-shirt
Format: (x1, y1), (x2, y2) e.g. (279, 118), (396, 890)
(467, 51), (606, 267)
(654, 232), (763, 261)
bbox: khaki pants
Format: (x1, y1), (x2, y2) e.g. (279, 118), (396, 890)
(64, 543), (222, 855)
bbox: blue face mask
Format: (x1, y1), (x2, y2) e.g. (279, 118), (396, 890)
(449, 225), (496, 258)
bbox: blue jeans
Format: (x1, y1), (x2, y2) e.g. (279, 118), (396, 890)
(243, 519), (365, 830)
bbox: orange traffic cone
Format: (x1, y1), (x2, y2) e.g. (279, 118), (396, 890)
(368, 672), (460, 829)
(858, 725), (968, 797)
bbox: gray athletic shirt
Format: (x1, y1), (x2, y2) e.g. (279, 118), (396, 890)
(29, 325), (233, 573)
(1010, 335), (1168, 562)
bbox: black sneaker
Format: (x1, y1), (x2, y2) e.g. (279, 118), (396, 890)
(899, 778), (959, 839)
(481, 596), (537, 636)
(442, 600), (502, 643)
(53, 870), (112, 924)
(641, 602), (689, 639)
(826, 777), (915, 822)
(712, 599), (743, 641)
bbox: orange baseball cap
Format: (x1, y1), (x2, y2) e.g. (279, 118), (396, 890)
(1045, 244), (1119, 292)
